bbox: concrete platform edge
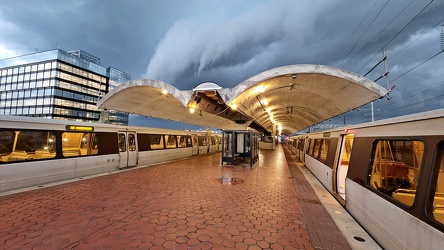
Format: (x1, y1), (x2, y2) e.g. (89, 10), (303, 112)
(287, 153), (382, 249)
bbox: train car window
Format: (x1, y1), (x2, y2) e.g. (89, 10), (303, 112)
(319, 139), (330, 163)
(0, 130), (56, 162)
(80, 133), (91, 149)
(308, 139), (315, 155)
(62, 132), (98, 157)
(198, 136), (207, 146)
(177, 135), (187, 148)
(165, 135), (177, 149)
(312, 139), (322, 158)
(210, 136), (216, 145)
(340, 135), (354, 165)
(0, 131), (14, 156)
(128, 134), (136, 151)
(149, 134), (164, 150)
(192, 136), (198, 146)
(92, 134), (99, 149)
(118, 134), (126, 152)
(298, 139), (304, 151)
(186, 135), (193, 147)
(368, 140), (424, 206)
(431, 142), (444, 224)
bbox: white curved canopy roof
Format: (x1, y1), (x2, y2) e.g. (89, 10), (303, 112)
(98, 64), (388, 135)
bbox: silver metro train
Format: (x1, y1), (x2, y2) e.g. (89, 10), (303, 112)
(284, 108), (444, 249)
(0, 115), (221, 193)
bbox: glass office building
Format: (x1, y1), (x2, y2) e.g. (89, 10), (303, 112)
(0, 49), (130, 125)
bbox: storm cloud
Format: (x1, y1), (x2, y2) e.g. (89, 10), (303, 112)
(1, 0), (444, 128)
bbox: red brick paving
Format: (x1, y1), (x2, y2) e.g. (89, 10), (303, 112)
(0, 145), (350, 249)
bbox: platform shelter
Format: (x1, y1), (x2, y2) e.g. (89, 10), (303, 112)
(98, 64), (389, 137)
(221, 130), (260, 167)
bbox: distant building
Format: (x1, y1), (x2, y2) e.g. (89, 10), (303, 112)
(0, 49), (130, 125)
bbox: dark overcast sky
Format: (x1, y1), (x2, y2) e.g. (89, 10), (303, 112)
(1, 0), (444, 130)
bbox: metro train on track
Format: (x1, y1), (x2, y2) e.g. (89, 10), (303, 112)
(0, 115), (222, 193)
(284, 108), (444, 249)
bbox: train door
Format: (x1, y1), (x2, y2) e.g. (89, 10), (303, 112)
(334, 134), (354, 200)
(191, 134), (199, 155)
(118, 131), (138, 169)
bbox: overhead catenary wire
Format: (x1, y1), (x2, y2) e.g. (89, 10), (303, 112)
(336, 0), (380, 68)
(350, 91), (444, 125)
(357, 0), (435, 73)
(391, 18), (444, 60)
(339, 0), (390, 68)
(389, 50), (444, 83)
(353, 0), (415, 74)
(342, 78), (444, 124)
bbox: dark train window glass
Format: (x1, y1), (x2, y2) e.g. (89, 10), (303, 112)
(150, 134), (164, 150)
(198, 136), (207, 146)
(192, 136), (198, 146)
(312, 139), (322, 158)
(186, 135), (193, 147)
(177, 135), (187, 148)
(210, 136), (216, 145)
(431, 142), (444, 225)
(298, 139), (304, 151)
(165, 135), (177, 149)
(368, 140), (424, 206)
(0, 130), (56, 162)
(319, 139), (330, 163)
(308, 139), (314, 154)
(128, 134), (136, 151)
(62, 132), (98, 157)
(0, 131), (14, 156)
(118, 133), (126, 152)
(92, 134), (99, 149)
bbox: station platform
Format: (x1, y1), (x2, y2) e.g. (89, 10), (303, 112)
(0, 145), (379, 249)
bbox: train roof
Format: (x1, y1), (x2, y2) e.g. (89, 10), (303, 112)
(0, 115), (217, 135)
(293, 108), (444, 137)
(348, 108), (444, 129)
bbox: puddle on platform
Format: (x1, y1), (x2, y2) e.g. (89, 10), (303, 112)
(220, 176), (244, 185)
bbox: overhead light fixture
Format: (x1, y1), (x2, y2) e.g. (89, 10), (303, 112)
(189, 108), (195, 114)
(161, 89), (168, 95)
(255, 85), (266, 93)
(230, 103), (237, 110)
(286, 107), (293, 115)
